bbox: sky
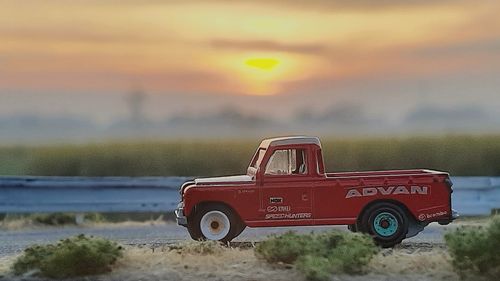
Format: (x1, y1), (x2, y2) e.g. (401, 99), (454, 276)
(0, 0), (499, 128)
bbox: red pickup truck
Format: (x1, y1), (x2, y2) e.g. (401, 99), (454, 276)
(175, 136), (457, 247)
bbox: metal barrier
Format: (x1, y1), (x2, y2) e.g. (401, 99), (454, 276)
(0, 176), (189, 213)
(451, 177), (500, 216)
(0, 176), (499, 216)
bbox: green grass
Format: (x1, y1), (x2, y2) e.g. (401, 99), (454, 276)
(0, 135), (499, 176)
(0, 146), (33, 176)
(12, 234), (123, 278)
(322, 135), (500, 176)
(445, 216), (500, 280)
(31, 213), (77, 226)
(255, 231), (378, 281)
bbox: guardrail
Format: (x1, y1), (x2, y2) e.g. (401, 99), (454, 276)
(0, 176), (499, 216)
(0, 176), (189, 213)
(451, 177), (500, 216)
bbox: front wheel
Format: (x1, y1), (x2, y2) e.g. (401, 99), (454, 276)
(187, 204), (241, 243)
(360, 202), (409, 248)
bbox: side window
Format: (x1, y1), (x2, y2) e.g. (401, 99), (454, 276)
(265, 149), (307, 175)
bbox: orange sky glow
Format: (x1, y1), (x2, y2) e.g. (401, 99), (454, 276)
(1, 0), (499, 97)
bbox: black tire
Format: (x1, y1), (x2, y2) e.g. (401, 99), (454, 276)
(187, 203), (241, 243)
(347, 224), (357, 232)
(233, 223), (247, 237)
(359, 202), (409, 248)
(187, 221), (203, 241)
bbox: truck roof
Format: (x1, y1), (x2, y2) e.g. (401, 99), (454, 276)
(260, 136), (321, 148)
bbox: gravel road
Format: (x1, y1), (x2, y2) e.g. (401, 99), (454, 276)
(0, 222), (455, 257)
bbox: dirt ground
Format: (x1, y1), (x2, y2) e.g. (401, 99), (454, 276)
(0, 215), (487, 231)
(0, 216), (169, 231)
(107, 244), (459, 281)
(2, 216), (486, 281)
(0, 242), (460, 281)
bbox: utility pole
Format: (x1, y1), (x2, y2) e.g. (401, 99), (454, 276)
(127, 89), (147, 127)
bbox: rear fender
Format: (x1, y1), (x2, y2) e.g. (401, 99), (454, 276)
(357, 199), (417, 225)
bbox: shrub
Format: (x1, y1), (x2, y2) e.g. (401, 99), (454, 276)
(13, 234), (123, 278)
(445, 216), (500, 280)
(32, 213), (76, 226)
(84, 212), (106, 223)
(99, 212), (165, 223)
(30, 213), (106, 225)
(255, 231), (378, 281)
(254, 231), (309, 263)
(295, 255), (331, 281)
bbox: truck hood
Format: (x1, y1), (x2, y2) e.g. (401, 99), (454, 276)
(194, 175), (252, 185)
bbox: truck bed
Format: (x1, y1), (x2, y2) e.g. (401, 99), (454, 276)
(326, 169), (447, 179)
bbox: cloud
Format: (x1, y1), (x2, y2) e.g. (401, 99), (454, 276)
(240, 0), (466, 11)
(0, 28), (179, 45)
(209, 39), (327, 55)
(405, 106), (491, 123)
(402, 105), (499, 132)
(409, 38), (500, 58)
(0, 67), (231, 95)
(294, 103), (379, 126)
(88, 0), (468, 11)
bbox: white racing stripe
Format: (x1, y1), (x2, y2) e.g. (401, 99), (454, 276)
(194, 175), (252, 184)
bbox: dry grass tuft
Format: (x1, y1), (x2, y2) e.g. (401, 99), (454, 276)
(0, 215), (171, 231)
(0, 241), (462, 281)
(174, 240), (226, 256)
(0, 217), (35, 231)
(109, 244), (460, 281)
(107, 244), (301, 281)
(0, 256), (17, 278)
(369, 248), (458, 280)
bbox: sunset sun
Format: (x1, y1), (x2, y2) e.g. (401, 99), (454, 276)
(244, 58), (280, 71)
(234, 56), (286, 95)
(223, 55), (311, 95)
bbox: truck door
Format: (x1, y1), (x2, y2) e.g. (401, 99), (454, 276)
(260, 148), (313, 225)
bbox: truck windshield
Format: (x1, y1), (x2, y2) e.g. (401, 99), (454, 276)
(250, 148), (266, 168)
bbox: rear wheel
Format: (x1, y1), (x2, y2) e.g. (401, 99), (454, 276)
(360, 202), (409, 248)
(187, 204), (241, 243)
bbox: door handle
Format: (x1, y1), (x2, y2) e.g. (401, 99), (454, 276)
(302, 194), (308, 201)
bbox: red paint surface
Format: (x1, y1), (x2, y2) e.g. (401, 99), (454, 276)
(181, 138), (453, 227)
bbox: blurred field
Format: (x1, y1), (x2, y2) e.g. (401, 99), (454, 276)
(0, 135), (499, 176)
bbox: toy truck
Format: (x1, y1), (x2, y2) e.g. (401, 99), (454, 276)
(175, 136), (457, 247)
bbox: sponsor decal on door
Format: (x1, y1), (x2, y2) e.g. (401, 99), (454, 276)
(269, 197), (283, 204)
(345, 185), (429, 199)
